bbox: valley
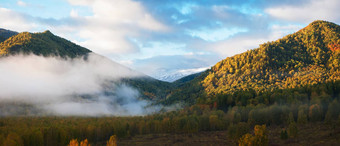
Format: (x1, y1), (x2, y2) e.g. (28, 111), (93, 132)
(0, 20), (339, 145)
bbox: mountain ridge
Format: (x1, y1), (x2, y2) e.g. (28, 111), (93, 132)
(163, 20), (340, 105)
(0, 30), (91, 57)
(1, 20), (339, 106)
(0, 29), (172, 102)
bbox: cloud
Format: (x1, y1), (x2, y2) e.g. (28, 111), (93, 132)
(42, 85), (151, 116)
(66, 0), (93, 6)
(172, 2), (198, 15)
(129, 53), (221, 81)
(17, 1), (27, 7)
(192, 23), (303, 57)
(269, 24), (303, 40)
(209, 35), (267, 56)
(0, 8), (36, 32)
(1, 0), (338, 80)
(125, 40), (189, 60)
(186, 27), (248, 42)
(0, 53), (157, 116)
(1, 0), (169, 57)
(65, 0), (168, 56)
(70, 9), (78, 17)
(265, 0), (340, 23)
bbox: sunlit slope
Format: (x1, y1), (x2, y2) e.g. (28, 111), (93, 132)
(0, 30), (91, 57)
(165, 20), (340, 104)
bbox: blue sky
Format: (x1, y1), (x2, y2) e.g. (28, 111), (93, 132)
(0, 0), (340, 80)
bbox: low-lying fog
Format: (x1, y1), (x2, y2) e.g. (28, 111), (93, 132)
(0, 53), (158, 116)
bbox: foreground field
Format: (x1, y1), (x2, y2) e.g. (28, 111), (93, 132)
(118, 131), (233, 146)
(1, 116), (340, 145)
(118, 122), (340, 146)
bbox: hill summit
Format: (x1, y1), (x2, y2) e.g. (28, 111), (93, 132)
(0, 30), (91, 58)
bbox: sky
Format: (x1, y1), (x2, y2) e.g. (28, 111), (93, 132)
(0, 0), (340, 81)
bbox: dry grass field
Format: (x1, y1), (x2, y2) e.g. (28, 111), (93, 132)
(117, 122), (340, 146)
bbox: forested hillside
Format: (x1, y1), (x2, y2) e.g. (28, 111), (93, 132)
(0, 28), (18, 43)
(0, 30), (173, 102)
(122, 77), (173, 100)
(165, 20), (340, 105)
(0, 30), (91, 57)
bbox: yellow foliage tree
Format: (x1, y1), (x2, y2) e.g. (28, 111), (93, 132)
(239, 125), (268, 146)
(68, 139), (79, 146)
(106, 135), (117, 146)
(238, 134), (254, 146)
(80, 139), (90, 146)
(68, 139), (90, 146)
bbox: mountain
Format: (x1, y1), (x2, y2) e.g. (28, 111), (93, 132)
(173, 72), (203, 87)
(122, 77), (173, 101)
(2, 20), (339, 107)
(129, 55), (220, 82)
(164, 20), (340, 105)
(153, 67), (209, 82)
(0, 28), (18, 43)
(0, 30), (91, 57)
(0, 29), (171, 103)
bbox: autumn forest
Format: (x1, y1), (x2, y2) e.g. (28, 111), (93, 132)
(0, 20), (340, 145)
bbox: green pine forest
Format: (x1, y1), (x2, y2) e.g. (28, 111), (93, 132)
(1, 20), (340, 145)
